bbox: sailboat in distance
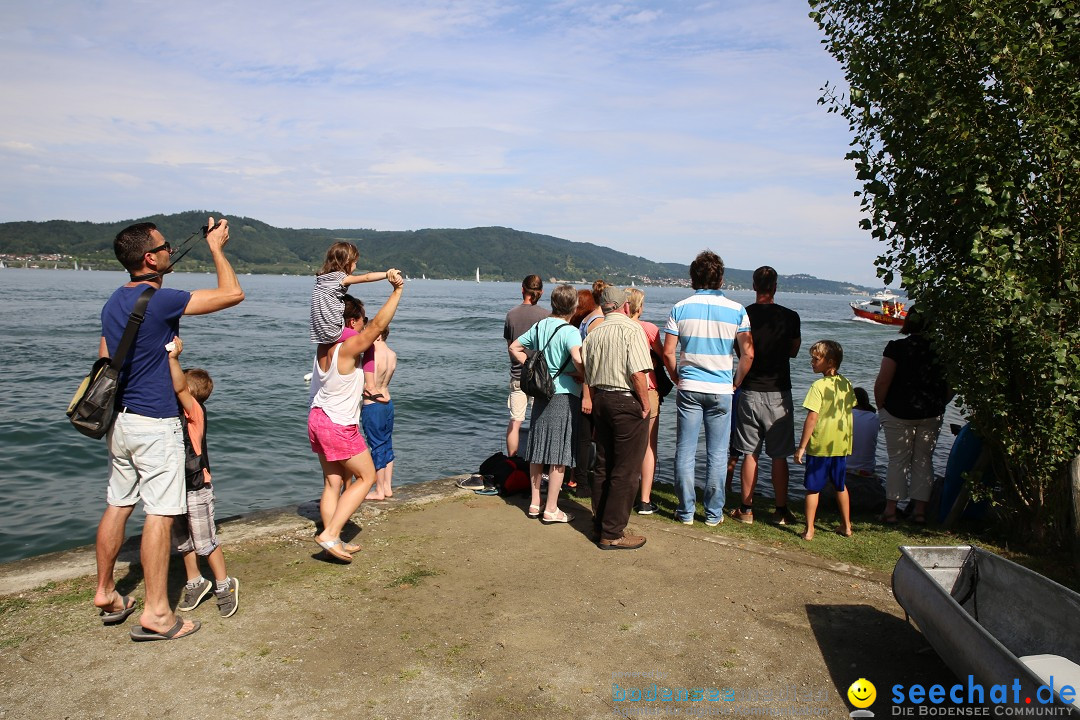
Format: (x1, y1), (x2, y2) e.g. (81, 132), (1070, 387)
(476, 267), (480, 283)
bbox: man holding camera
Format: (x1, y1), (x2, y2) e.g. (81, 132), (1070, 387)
(93, 218), (244, 641)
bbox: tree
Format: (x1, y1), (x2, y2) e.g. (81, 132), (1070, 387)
(809, 0), (1080, 548)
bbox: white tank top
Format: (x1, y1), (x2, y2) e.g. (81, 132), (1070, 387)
(310, 343), (364, 425)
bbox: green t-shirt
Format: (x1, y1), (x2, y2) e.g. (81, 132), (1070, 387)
(802, 374), (855, 457)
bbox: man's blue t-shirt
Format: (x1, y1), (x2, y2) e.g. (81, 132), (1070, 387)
(101, 285), (191, 418)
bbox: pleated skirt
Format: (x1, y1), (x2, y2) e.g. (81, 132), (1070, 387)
(525, 392), (580, 468)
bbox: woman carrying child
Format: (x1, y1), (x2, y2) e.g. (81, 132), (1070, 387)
(310, 241), (397, 344)
(308, 267), (404, 563)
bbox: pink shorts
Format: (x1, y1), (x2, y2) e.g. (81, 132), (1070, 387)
(308, 407), (368, 462)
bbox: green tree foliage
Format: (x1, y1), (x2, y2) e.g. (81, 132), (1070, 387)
(810, 0), (1080, 545)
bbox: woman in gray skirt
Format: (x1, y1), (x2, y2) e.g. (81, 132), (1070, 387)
(509, 284), (584, 523)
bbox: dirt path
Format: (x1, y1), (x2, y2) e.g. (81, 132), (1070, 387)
(0, 480), (950, 719)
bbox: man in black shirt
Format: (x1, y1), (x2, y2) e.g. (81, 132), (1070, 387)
(730, 267), (801, 525)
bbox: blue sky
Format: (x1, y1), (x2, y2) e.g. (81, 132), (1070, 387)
(0, 0), (883, 286)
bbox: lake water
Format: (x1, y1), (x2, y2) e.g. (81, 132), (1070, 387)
(0, 269), (962, 564)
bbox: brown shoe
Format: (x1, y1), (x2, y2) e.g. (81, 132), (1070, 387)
(729, 507), (754, 525)
(599, 534), (647, 550)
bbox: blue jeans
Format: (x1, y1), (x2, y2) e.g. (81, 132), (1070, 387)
(674, 390), (732, 523)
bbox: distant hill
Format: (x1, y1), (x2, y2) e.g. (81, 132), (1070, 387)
(0, 211), (873, 293)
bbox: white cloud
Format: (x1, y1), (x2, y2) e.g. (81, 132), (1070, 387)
(0, 0), (880, 284)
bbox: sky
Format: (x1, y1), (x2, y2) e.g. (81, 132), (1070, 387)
(0, 0), (883, 286)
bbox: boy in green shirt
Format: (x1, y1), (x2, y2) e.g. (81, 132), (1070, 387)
(794, 340), (855, 541)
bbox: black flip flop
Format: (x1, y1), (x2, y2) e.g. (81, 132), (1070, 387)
(130, 616), (201, 642)
(99, 595), (137, 626)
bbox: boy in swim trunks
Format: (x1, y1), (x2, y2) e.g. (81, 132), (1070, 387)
(361, 325), (397, 500)
(794, 340), (855, 541)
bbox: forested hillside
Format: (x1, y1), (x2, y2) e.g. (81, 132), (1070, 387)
(0, 211), (870, 293)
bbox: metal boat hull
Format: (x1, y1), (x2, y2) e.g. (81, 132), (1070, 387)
(892, 545), (1080, 712)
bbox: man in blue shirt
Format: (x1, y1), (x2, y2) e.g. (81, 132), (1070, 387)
(93, 218), (244, 641)
(663, 251), (754, 527)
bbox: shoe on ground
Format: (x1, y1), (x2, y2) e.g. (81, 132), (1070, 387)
(705, 516), (724, 527)
(177, 578), (212, 612)
(457, 475), (485, 490)
(598, 534), (647, 550)
(541, 509), (574, 524)
(772, 508), (797, 526)
(676, 515), (693, 525)
(729, 507), (754, 525)
(635, 501), (656, 515)
(215, 577), (239, 618)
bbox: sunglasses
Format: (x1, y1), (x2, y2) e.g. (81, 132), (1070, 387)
(146, 241), (173, 255)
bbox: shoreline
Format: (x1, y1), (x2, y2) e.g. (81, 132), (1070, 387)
(0, 475), (888, 597)
(0, 473), (957, 719)
(0, 475), (470, 597)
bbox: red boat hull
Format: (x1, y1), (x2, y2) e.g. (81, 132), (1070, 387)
(851, 305), (905, 326)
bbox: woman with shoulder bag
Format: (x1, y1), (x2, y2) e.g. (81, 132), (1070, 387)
(626, 288), (667, 515)
(509, 284), (584, 524)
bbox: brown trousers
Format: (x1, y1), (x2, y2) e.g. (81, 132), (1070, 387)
(590, 391), (648, 541)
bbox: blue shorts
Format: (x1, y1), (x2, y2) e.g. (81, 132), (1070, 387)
(361, 400), (395, 470)
(803, 455), (847, 493)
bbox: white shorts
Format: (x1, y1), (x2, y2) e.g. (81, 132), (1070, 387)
(508, 379), (531, 422)
(107, 412), (187, 515)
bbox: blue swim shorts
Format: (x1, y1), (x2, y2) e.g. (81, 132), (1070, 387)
(361, 400), (395, 470)
(803, 455), (847, 493)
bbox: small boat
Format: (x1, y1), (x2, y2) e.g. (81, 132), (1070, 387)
(476, 267), (480, 283)
(892, 545), (1080, 711)
(850, 290), (908, 326)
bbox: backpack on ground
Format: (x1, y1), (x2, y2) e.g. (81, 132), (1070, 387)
(478, 452), (529, 495)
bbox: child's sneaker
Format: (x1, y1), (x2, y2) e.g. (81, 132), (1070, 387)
(215, 577), (240, 618)
(177, 578), (212, 611)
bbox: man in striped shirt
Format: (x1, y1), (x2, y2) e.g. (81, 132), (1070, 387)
(663, 251), (754, 527)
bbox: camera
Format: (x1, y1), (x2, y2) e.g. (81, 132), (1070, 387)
(201, 220), (223, 237)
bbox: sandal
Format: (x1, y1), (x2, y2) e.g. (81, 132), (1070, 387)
(527, 504), (541, 518)
(911, 514), (927, 526)
(878, 514), (899, 526)
(541, 509), (574, 524)
(314, 537), (353, 563)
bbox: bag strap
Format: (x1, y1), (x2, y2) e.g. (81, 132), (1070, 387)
(537, 322), (574, 380)
(108, 286), (157, 372)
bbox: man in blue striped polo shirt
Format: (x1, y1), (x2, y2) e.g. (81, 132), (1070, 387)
(662, 251), (754, 526)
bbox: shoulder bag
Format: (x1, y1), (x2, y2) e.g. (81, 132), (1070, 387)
(67, 286), (157, 439)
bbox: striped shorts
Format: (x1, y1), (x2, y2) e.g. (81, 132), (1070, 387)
(173, 485), (220, 556)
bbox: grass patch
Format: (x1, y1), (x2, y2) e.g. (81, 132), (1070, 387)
(0, 596), (31, 615)
(600, 486), (1077, 587)
(386, 566), (439, 588)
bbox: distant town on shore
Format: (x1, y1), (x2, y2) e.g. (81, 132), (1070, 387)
(0, 210), (877, 294)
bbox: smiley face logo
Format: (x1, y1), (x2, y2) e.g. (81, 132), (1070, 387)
(847, 678), (876, 709)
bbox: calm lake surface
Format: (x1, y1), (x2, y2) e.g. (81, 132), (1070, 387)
(0, 269), (962, 564)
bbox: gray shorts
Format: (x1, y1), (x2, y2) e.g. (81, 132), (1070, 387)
(733, 390), (796, 458)
(174, 485), (220, 556)
(107, 412), (186, 515)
